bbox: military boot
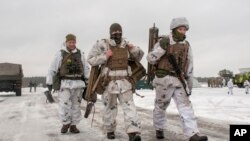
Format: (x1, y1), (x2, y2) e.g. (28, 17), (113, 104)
(128, 132), (141, 141)
(70, 125), (80, 133)
(107, 132), (115, 139)
(189, 134), (208, 141)
(61, 124), (70, 133)
(156, 130), (164, 139)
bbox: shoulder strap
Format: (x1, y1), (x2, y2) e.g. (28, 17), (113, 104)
(61, 50), (73, 66)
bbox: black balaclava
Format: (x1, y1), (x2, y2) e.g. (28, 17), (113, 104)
(110, 23), (122, 45)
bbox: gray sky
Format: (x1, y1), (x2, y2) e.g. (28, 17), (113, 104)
(0, 0), (249, 77)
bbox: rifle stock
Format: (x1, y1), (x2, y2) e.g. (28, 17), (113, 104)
(84, 66), (100, 102)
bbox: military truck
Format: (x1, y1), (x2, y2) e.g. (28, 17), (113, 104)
(0, 63), (23, 96)
(218, 69), (233, 84)
(233, 72), (250, 88)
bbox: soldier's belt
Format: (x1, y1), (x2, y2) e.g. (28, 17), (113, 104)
(108, 76), (128, 81)
(155, 69), (177, 78)
(61, 75), (82, 80)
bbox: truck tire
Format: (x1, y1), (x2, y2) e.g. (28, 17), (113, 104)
(16, 89), (21, 96)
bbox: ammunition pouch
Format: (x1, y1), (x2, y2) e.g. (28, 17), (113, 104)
(52, 73), (61, 91)
(155, 69), (177, 78)
(61, 75), (82, 80)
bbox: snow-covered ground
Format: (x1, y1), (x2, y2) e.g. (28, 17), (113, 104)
(134, 86), (250, 125)
(1, 86), (249, 141)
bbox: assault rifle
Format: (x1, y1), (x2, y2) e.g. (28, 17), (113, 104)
(168, 54), (191, 96)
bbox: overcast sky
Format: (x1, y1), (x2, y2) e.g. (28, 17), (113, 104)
(0, 0), (249, 77)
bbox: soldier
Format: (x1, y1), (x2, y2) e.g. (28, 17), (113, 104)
(29, 80), (33, 92)
(147, 17), (208, 141)
(46, 34), (89, 134)
(87, 23), (143, 141)
(227, 79), (234, 95)
(244, 80), (249, 94)
(222, 78), (226, 87)
(33, 81), (37, 92)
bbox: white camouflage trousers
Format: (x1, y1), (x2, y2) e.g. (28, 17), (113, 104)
(58, 88), (84, 125)
(228, 88), (233, 95)
(102, 90), (141, 134)
(153, 76), (199, 138)
(245, 86), (249, 94)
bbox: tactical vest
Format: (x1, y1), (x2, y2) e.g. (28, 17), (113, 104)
(59, 49), (83, 79)
(107, 45), (128, 70)
(157, 38), (189, 77)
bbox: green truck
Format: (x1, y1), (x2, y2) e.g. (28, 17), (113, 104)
(0, 63), (23, 96)
(233, 72), (250, 88)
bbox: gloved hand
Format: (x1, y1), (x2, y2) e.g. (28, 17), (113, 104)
(159, 37), (169, 50)
(185, 77), (193, 96)
(47, 85), (52, 92)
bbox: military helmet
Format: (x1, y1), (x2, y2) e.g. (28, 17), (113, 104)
(109, 23), (122, 34)
(66, 34), (76, 42)
(170, 17), (189, 30)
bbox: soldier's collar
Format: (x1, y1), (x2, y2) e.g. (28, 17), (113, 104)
(64, 46), (78, 53)
(108, 38), (127, 47)
(169, 32), (186, 45)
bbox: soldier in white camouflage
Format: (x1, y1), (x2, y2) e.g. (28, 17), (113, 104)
(147, 17), (208, 141)
(46, 34), (89, 134)
(244, 80), (249, 94)
(87, 23), (143, 141)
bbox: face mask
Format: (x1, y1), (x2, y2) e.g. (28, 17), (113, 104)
(110, 33), (122, 45)
(172, 30), (186, 42)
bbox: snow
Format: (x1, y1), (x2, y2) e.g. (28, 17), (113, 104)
(134, 87), (250, 125)
(1, 86), (249, 141)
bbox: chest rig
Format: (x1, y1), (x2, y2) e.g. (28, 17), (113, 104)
(107, 45), (129, 71)
(59, 49), (83, 79)
(157, 38), (189, 77)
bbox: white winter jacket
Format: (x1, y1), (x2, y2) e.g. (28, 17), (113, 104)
(46, 46), (90, 89)
(87, 38), (144, 94)
(227, 80), (234, 88)
(244, 80), (250, 87)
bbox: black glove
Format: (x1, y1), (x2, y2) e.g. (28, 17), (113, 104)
(47, 85), (52, 92)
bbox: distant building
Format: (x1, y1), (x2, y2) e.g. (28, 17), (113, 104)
(239, 68), (250, 74)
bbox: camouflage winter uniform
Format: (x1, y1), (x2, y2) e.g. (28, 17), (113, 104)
(46, 46), (89, 125)
(147, 18), (201, 139)
(244, 80), (250, 94)
(227, 79), (234, 95)
(87, 38), (144, 134)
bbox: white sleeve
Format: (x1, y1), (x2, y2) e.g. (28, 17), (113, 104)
(46, 51), (62, 85)
(87, 40), (108, 66)
(186, 46), (194, 91)
(128, 43), (144, 61)
(186, 46), (194, 78)
(81, 52), (90, 80)
(146, 42), (166, 65)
